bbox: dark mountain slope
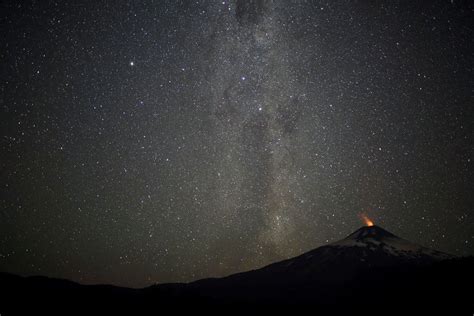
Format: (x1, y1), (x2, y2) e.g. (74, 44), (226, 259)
(0, 226), (472, 315)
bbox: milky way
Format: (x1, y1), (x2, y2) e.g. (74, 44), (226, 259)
(1, 1), (472, 287)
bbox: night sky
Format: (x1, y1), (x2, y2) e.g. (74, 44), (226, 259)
(1, 1), (472, 288)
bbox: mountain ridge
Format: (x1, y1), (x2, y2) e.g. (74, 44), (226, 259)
(0, 225), (472, 315)
(181, 225), (453, 290)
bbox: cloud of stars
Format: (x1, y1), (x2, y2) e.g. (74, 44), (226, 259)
(0, 0), (472, 287)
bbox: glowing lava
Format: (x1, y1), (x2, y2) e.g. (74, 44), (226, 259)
(359, 213), (374, 227)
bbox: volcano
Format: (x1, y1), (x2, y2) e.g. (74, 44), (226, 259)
(185, 225), (454, 290)
(147, 225), (469, 314)
(0, 225), (472, 315)
(325, 224), (452, 264)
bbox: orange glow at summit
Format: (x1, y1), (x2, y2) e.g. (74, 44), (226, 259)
(359, 214), (374, 227)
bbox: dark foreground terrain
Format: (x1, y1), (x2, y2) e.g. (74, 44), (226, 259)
(1, 226), (472, 315)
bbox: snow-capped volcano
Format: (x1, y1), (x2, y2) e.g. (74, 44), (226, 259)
(329, 225), (452, 262)
(262, 225), (452, 274)
(190, 225), (454, 289)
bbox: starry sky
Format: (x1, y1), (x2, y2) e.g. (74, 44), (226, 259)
(1, 0), (473, 288)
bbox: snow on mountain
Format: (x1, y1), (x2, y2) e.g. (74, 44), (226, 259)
(233, 225), (454, 284)
(189, 225), (454, 291)
(329, 225), (452, 261)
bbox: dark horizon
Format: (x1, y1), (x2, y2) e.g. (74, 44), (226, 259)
(1, 0), (472, 288)
(2, 223), (456, 288)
